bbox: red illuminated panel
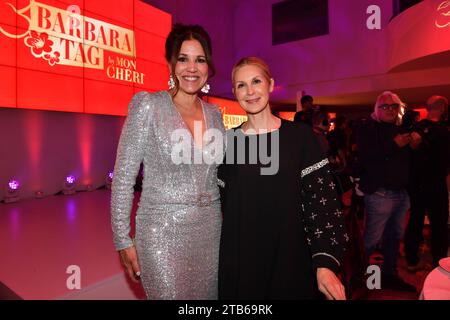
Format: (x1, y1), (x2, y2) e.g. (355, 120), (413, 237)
(16, 0), (72, 30)
(85, 0), (133, 29)
(17, 68), (83, 112)
(134, 0), (171, 37)
(84, 79), (134, 116)
(64, 9), (136, 68)
(0, 65), (16, 108)
(207, 96), (246, 115)
(15, 0), (87, 30)
(134, 29), (167, 65)
(207, 96), (247, 129)
(415, 108), (427, 120)
(15, 0), (29, 30)
(134, 87), (155, 95)
(82, 10), (133, 34)
(0, 24), (16, 67)
(278, 111), (295, 121)
(16, 27), (84, 78)
(0, 0), (16, 26)
(133, 59), (169, 92)
(84, 51), (134, 86)
(0, 0), (171, 115)
(54, 0), (83, 6)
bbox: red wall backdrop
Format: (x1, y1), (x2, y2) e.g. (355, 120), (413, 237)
(0, 0), (171, 116)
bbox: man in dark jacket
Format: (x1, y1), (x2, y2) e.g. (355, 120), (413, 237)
(405, 95), (449, 271)
(356, 91), (421, 292)
(294, 95), (314, 126)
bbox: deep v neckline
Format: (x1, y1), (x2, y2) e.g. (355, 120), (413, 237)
(166, 91), (208, 150)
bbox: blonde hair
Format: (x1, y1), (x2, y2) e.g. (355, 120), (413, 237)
(372, 91), (405, 125)
(231, 56), (272, 86)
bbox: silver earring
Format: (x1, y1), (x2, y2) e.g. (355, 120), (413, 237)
(201, 83), (210, 94)
(168, 75), (175, 90)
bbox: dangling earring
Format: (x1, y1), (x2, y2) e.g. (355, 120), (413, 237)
(201, 83), (210, 94)
(168, 75), (175, 90)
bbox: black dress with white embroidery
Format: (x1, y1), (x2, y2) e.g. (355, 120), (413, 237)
(218, 119), (347, 299)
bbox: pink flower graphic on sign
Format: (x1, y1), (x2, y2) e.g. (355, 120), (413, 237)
(44, 51), (61, 66)
(25, 31), (54, 57)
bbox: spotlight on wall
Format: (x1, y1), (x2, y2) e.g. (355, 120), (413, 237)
(35, 190), (45, 199)
(106, 171), (113, 190)
(4, 180), (20, 203)
(63, 175), (76, 195)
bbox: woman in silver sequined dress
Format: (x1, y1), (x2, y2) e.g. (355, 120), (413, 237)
(111, 24), (225, 299)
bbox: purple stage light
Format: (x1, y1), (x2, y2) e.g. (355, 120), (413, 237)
(66, 175), (75, 184)
(8, 180), (19, 190)
(108, 171), (114, 180)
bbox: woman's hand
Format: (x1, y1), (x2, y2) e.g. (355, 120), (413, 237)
(316, 267), (346, 300)
(119, 246), (141, 283)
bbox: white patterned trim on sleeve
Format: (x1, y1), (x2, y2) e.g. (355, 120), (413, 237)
(301, 158), (329, 178)
(217, 178), (225, 188)
(311, 252), (341, 267)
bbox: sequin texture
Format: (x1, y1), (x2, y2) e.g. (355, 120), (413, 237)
(111, 91), (225, 299)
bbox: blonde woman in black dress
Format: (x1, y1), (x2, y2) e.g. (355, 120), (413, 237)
(218, 57), (348, 300)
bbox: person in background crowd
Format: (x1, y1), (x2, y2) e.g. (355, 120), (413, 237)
(328, 115), (353, 197)
(301, 95), (314, 111)
(404, 95), (450, 271)
(355, 91), (421, 292)
(347, 119), (365, 220)
(294, 95), (315, 125)
(402, 109), (420, 132)
(311, 110), (330, 154)
(328, 115), (349, 172)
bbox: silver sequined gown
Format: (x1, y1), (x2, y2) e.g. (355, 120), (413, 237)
(111, 91), (225, 299)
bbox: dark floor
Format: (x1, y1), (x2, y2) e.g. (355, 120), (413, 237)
(351, 223), (449, 300)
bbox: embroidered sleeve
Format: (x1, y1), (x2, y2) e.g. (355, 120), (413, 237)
(299, 127), (348, 274)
